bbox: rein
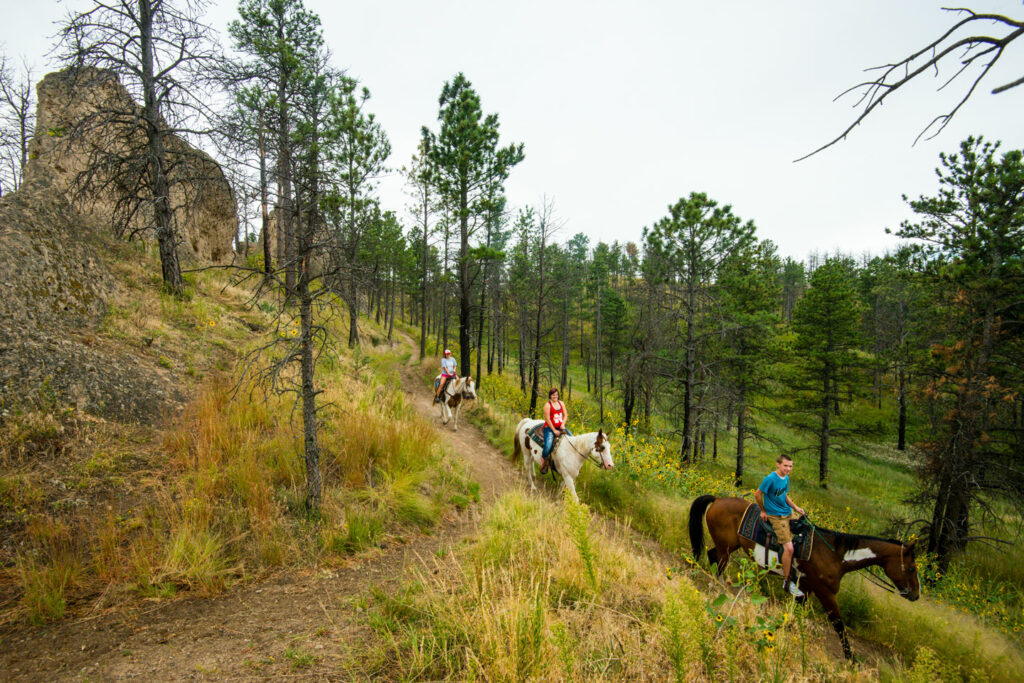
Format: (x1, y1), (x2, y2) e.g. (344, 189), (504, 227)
(862, 567), (899, 594)
(805, 516), (835, 553)
(565, 435), (604, 466)
(810, 519), (908, 595)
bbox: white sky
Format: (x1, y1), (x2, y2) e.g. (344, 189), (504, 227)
(5, 1), (1024, 260)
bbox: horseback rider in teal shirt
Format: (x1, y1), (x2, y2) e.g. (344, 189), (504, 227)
(755, 454), (806, 598)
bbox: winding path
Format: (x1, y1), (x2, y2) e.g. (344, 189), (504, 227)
(0, 360), (525, 681)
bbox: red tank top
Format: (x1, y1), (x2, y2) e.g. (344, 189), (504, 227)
(549, 401), (565, 429)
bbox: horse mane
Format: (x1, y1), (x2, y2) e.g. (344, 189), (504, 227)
(815, 526), (906, 552)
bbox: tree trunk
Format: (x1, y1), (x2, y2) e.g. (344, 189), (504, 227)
(680, 279), (696, 467)
(734, 391), (746, 487)
(897, 366), (907, 451)
(274, 17), (295, 298)
(476, 252), (487, 385)
(139, 0), (182, 295)
(458, 183), (472, 379)
(596, 279), (604, 421)
(560, 298), (569, 390)
(819, 367), (831, 487)
(259, 121), (272, 277)
(346, 275), (359, 347)
(529, 230), (546, 416)
(387, 272), (395, 341)
(623, 375), (635, 436)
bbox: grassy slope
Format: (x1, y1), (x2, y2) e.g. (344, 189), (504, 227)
(1, 244), (475, 626)
(449, 356), (1024, 681)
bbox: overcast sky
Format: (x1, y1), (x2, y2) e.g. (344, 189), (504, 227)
(5, 1), (1023, 260)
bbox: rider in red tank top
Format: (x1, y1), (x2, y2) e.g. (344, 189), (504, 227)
(540, 387), (573, 474)
(549, 401), (565, 429)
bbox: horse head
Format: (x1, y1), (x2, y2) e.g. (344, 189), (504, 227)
(461, 376), (477, 400)
(883, 540), (920, 601)
(593, 429), (614, 470)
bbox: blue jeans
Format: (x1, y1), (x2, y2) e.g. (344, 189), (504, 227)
(542, 426), (573, 459)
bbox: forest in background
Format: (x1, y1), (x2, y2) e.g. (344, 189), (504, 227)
(1, 0), (1023, 675)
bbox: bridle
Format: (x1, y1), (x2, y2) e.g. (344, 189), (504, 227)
(565, 434), (607, 467)
(811, 521), (914, 596)
(858, 543), (915, 597)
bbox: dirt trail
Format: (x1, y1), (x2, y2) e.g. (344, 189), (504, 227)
(0, 361), (527, 681)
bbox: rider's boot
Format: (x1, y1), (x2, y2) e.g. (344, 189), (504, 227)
(539, 457), (550, 475)
(784, 576), (805, 598)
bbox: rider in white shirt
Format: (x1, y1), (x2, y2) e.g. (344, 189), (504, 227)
(434, 349), (458, 403)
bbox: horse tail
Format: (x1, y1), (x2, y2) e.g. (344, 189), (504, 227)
(688, 495), (716, 564)
(513, 426), (522, 462)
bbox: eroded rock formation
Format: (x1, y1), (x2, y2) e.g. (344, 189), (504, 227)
(25, 68), (237, 264)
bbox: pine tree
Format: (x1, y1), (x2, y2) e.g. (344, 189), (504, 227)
(423, 73), (523, 377)
(719, 240), (782, 486)
(791, 257), (862, 487)
(230, 0), (324, 296)
(898, 136), (1024, 568)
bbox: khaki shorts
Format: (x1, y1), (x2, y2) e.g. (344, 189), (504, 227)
(767, 512), (800, 545)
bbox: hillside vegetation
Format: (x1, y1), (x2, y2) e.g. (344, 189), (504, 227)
(1, 243), (474, 628)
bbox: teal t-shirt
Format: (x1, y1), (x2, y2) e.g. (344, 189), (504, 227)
(758, 472), (791, 516)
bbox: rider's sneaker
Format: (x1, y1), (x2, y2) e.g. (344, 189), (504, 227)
(786, 581), (805, 598)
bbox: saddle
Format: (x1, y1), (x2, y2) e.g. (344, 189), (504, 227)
(525, 424), (562, 472)
(526, 423), (563, 449)
(737, 504), (814, 566)
(435, 375), (455, 400)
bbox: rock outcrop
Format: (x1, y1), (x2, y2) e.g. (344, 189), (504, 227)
(25, 68), (237, 264)
(0, 174), (183, 422)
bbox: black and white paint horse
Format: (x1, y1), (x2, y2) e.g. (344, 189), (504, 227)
(513, 418), (614, 501)
(435, 375), (477, 431)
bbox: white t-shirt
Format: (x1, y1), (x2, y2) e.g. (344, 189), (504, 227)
(441, 357), (457, 375)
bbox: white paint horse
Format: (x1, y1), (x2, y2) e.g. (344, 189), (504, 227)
(513, 418), (614, 502)
(436, 375), (477, 431)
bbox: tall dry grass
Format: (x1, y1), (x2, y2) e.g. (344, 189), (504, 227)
(5, 348), (472, 624)
(362, 490), (872, 681)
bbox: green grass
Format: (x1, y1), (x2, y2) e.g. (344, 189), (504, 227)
(453, 344), (1024, 673)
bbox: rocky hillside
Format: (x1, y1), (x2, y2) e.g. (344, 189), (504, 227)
(0, 174), (183, 422)
(0, 67), (239, 421)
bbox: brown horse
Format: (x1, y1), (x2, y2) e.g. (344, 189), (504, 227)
(688, 495), (920, 659)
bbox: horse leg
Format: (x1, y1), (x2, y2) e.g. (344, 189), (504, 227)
(452, 403), (460, 431)
(712, 543), (732, 578)
(561, 472), (579, 503)
(817, 590), (852, 659)
(524, 438), (538, 492)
